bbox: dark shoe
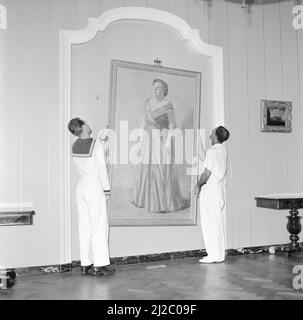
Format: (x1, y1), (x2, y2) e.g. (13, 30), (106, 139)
(92, 266), (116, 276)
(80, 264), (93, 275)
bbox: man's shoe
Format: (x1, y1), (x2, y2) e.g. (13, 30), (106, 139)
(80, 264), (93, 275)
(92, 266), (116, 276)
(199, 257), (224, 264)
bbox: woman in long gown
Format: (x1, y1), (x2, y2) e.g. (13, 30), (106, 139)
(130, 79), (187, 213)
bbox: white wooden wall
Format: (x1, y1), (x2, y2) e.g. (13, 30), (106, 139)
(0, 0), (303, 267)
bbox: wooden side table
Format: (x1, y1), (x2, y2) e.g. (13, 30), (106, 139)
(255, 193), (303, 256)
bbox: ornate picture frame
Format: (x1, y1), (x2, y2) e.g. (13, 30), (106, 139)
(107, 59), (201, 226)
(261, 99), (292, 133)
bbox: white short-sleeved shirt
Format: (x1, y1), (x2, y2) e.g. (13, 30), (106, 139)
(204, 143), (228, 186)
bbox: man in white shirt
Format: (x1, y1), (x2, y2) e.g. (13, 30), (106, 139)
(194, 126), (230, 263)
(68, 118), (115, 276)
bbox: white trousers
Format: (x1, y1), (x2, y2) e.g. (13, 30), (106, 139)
(199, 183), (225, 261)
(76, 177), (110, 267)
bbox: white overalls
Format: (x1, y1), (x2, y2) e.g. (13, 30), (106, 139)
(200, 143), (227, 262)
(72, 139), (110, 267)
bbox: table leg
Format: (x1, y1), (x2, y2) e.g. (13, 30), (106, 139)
(286, 207), (302, 256)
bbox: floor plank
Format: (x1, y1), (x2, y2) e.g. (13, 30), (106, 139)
(1, 253), (303, 300)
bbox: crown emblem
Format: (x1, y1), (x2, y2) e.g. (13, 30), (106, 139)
(153, 58), (162, 66)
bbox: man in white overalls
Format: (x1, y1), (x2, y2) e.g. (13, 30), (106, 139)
(194, 126), (230, 264)
(68, 118), (115, 276)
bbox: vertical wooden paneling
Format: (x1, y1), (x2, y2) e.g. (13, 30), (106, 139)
(72, 0), (103, 261)
(146, 0), (169, 11)
(280, 0), (301, 192)
(227, 1), (251, 248)
(0, 0), (22, 204)
(278, 0), (292, 197)
(207, 0), (233, 248)
(100, 0), (124, 12)
(19, 0), (51, 267)
(207, 0), (231, 142)
(75, 0), (100, 29)
(0, 6), (2, 260)
(0, 0), (24, 268)
(47, 0), (76, 265)
(298, 23), (303, 188)
(126, 0), (148, 7)
(188, 0), (208, 42)
(246, 3), (269, 246)
(263, 3), (283, 99)
(263, 1), (288, 244)
(168, 0), (189, 22)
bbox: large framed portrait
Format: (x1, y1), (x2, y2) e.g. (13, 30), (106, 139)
(107, 59), (201, 226)
(261, 99), (292, 133)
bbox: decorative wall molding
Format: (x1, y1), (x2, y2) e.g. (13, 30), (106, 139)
(59, 7), (225, 264)
(0, 211), (35, 226)
(0, 202), (35, 226)
(0, 202), (35, 227)
(0, 202), (34, 211)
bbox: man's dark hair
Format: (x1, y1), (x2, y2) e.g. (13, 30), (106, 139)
(68, 117), (85, 136)
(215, 126), (230, 143)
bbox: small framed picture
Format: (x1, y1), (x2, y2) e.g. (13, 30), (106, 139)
(261, 99), (292, 133)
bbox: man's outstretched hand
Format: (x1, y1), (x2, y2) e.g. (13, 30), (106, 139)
(194, 185), (201, 197)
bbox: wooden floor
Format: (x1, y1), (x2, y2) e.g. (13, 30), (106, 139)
(1, 252), (303, 300)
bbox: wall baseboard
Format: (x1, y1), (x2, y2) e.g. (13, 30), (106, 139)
(2, 242), (302, 278)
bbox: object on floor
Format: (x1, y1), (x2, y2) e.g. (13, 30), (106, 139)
(41, 266), (59, 273)
(0, 270), (16, 290)
(269, 246), (276, 254)
(146, 264), (166, 269)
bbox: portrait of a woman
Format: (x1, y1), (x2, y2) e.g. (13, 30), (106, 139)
(130, 79), (188, 213)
